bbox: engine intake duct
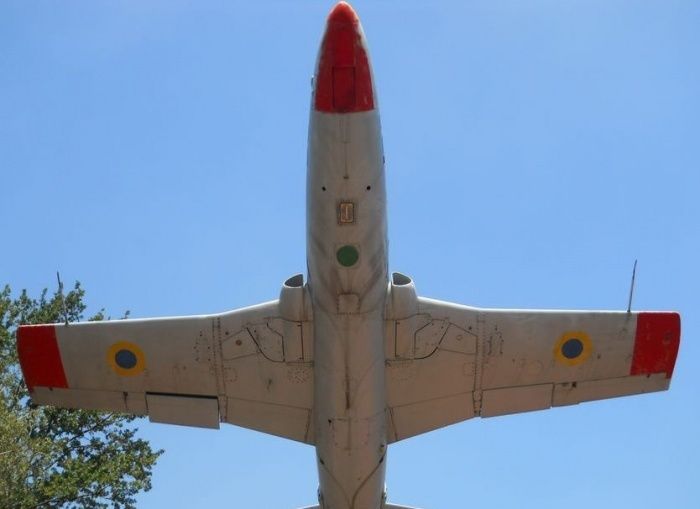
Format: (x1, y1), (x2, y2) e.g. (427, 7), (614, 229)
(386, 272), (417, 320)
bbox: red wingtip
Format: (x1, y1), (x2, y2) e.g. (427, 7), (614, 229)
(630, 312), (681, 379)
(16, 324), (68, 392)
(314, 2), (375, 113)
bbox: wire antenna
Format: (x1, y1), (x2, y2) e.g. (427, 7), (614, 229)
(627, 259), (638, 313)
(57, 271), (69, 326)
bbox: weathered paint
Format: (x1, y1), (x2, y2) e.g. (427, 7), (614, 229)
(16, 324), (68, 391)
(314, 2), (374, 113)
(631, 312), (681, 378)
(308, 4), (387, 506)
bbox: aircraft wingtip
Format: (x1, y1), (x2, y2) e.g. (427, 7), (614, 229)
(16, 324), (68, 392)
(631, 312), (681, 379)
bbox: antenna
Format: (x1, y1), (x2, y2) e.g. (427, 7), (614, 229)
(57, 271), (69, 326)
(627, 259), (637, 313)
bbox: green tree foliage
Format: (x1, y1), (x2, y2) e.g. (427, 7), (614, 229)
(0, 283), (162, 508)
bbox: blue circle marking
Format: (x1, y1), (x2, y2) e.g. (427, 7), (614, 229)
(115, 349), (138, 369)
(561, 338), (584, 359)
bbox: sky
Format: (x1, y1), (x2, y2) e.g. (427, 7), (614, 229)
(1, 0), (699, 507)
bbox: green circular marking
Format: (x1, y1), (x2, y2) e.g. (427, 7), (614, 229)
(336, 245), (359, 267)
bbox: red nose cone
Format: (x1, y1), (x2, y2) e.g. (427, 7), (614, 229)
(314, 2), (375, 113)
(328, 1), (357, 26)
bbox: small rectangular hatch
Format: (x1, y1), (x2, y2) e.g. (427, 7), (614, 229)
(338, 202), (355, 224)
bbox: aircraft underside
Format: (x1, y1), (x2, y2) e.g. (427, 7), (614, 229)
(15, 3), (681, 509)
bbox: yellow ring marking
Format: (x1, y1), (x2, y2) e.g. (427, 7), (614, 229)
(553, 331), (592, 366)
(107, 341), (146, 376)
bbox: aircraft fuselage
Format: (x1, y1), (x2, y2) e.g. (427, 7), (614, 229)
(307, 4), (388, 507)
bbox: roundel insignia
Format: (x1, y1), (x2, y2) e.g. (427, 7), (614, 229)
(554, 331), (592, 366)
(107, 341), (146, 376)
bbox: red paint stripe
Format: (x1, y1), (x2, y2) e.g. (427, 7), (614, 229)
(16, 324), (68, 392)
(314, 2), (374, 113)
(630, 312), (681, 379)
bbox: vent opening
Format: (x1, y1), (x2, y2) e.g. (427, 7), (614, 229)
(284, 274), (304, 288)
(392, 272), (412, 286)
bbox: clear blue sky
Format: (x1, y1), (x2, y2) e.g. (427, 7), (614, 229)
(2, 1), (698, 507)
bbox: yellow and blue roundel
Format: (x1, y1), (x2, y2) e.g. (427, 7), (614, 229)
(107, 341), (146, 376)
(554, 331), (592, 366)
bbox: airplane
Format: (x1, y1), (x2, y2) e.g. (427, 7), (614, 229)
(16, 2), (681, 509)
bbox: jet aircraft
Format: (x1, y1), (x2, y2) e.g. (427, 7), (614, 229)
(16, 3), (681, 508)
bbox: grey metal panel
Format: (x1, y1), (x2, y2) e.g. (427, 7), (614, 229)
(393, 314), (430, 359)
(56, 314), (218, 396)
(42, 298), (314, 441)
(385, 298), (479, 441)
(416, 298), (481, 337)
(283, 320), (305, 361)
(389, 392), (475, 442)
(481, 384), (553, 418)
(386, 350), (475, 408)
(224, 397), (312, 443)
(440, 324), (477, 355)
(386, 297), (674, 441)
(480, 309), (637, 389)
(552, 373), (670, 406)
(222, 354), (313, 409)
(216, 300), (314, 442)
(32, 387), (147, 415)
(386, 343), (476, 441)
(221, 328), (258, 360)
(146, 393), (220, 429)
(413, 319), (449, 359)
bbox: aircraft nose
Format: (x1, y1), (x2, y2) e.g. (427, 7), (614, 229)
(314, 2), (375, 113)
(328, 1), (357, 26)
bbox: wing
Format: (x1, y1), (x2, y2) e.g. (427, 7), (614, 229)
(385, 296), (680, 442)
(17, 299), (315, 443)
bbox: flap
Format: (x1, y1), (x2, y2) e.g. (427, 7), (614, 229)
(146, 393), (220, 429)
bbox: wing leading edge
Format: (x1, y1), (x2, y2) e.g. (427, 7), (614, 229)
(17, 298), (315, 443)
(385, 296), (680, 442)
